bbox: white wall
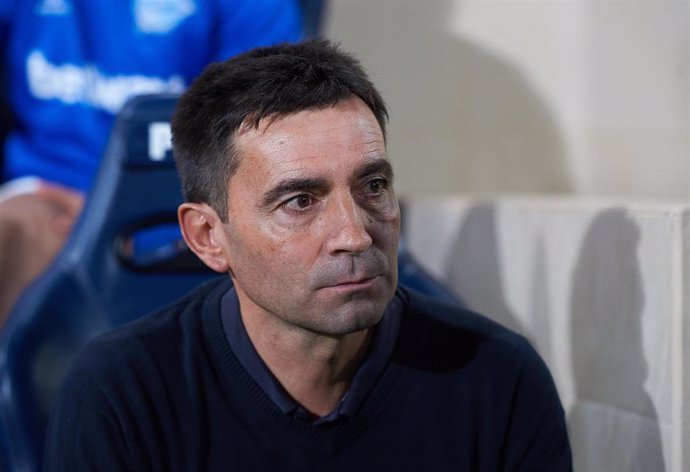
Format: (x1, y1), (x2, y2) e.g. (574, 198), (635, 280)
(324, 0), (690, 200)
(403, 195), (690, 471)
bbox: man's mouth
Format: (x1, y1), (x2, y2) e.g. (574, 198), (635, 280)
(322, 275), (381, 290)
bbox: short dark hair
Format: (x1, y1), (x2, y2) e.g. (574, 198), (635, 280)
(171, 39), (389, 220)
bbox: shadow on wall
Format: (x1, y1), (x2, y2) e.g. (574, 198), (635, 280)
(528, 233), (553, 364)
(325, 0), (571, 194)
(568, 209), (665, 471)
(443, 202), (553, 363)
(445, 203), (524, 334)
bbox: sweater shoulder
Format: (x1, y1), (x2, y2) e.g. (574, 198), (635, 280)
(99, 275), (227, 341)
(397, 287), (544, 377)
(61, 276), (229, 400)
(402, 287), (531, 347)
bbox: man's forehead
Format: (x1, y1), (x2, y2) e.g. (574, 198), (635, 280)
(233, 100), (386, 170)
(235, 99), (383, 141)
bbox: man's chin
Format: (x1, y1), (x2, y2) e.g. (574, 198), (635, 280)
(308, 296), (391, 336)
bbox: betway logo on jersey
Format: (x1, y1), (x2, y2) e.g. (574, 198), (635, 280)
(35, 0), (71, 16)
(27, 50), (185, 114)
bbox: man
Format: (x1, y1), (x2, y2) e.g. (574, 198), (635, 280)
(44, 39), (572, 471)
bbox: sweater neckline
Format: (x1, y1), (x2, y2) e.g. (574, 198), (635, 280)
(200, 278), (413, 443)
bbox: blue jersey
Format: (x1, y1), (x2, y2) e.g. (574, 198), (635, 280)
(0, 0), (302, 191)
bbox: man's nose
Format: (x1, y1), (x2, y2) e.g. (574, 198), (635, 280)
(325, 194), (373, 255)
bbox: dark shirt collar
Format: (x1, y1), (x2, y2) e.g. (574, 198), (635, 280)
(221, 286), (403, 425)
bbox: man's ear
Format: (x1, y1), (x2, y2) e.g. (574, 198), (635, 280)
(178, 202), (231, 273)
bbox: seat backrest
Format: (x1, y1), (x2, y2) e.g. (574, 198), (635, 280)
(300, 0), (327, 37)
(0, 44), (12, 183)
(0, 94), (218, 472)
(397, 243), (461, 306)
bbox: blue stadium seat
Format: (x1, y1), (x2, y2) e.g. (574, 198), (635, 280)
(0, 94), (219, 472)
(0, 91), (459, 472)
(301, 0), (327, 38)
(397, 241), (461, 307)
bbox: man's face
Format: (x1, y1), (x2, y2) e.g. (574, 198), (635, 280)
(219, 97), (400, 336)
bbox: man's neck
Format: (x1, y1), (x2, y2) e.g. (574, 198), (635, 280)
(239, 307), (373, 418)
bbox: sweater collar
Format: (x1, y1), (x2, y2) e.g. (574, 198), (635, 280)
(220, 285), (403, 425)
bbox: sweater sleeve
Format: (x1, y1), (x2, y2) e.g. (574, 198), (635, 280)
(43, 394), (133, 472)
(42, 340), (148, 472)
(502, 339), (573, 471)
(211, 0), (303, 62)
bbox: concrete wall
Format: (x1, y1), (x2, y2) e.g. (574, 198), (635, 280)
(403, 195), (689, 471)
(324, 0), (690, 200)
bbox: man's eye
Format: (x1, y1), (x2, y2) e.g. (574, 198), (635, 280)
(282, 194), (314, 212)
(365, 178), (388, 196)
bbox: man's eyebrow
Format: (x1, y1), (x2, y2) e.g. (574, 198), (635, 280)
(357, 159), (395, 181)
(261, 177), (329, 207)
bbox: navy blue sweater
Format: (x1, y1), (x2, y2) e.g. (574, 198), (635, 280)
(44, 278), (571, 471)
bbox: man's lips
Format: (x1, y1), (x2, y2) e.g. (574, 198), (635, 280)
(320, 275), (381, 290)
(334, 276), (377, 286)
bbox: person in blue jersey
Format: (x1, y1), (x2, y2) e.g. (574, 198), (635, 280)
(44, 39), (572, 471)
(0, 0), (302, 323)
